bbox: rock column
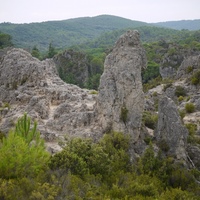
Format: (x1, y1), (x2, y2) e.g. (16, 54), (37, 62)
(97, 30), (146, 139)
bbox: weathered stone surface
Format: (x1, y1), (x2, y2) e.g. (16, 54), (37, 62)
(187, 145), (200, 170)
(0, 48), (99, 151)
(176, 55), (200, 79)
(160, 44), (200, 79)
(97, 30), (147, 140)
(155, 96), (188, 161)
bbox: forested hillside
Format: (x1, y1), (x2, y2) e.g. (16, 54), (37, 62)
(0, 15), (147, 51)
(0, 15), (199, 52)
(154, 19), (200, 30)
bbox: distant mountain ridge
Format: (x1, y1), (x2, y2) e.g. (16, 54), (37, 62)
(154, 19), (200, 30)
(0, 15), (199, 51)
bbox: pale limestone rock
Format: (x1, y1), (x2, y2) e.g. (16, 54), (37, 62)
(97, 30), (147, 140)
(155, 96), (188, 162)
(0, 48), (99, 150)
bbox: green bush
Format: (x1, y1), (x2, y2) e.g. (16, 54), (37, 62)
(179, 109), (186, 119)
(120, 106), (129, 124)
(185, 123), (197, 136)
(0, 114), (49, 179)
(175, 86), (186, 97)
(178, 96), (184, 102)
(190, 70), (200, 85)
(186, 66), (193, 73)
(158, 139), (170, 152)
(142, 111), (158, 129)
(185, 103), (195, 113)
(163, 83), (172, 91)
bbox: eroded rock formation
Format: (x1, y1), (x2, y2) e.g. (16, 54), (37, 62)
(155, 96), (188, 162)
(97, 30), (147, 140)
(0, 48), (99, 152)
(0, 30), (147, 152)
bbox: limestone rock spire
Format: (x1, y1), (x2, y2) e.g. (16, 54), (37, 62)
(97, 30), (147, 139)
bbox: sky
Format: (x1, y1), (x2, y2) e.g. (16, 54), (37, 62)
(0, 0), (200, 24)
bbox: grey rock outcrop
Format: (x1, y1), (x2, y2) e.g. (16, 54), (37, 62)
(0, 48), (99, 152)
(155, 96), (188, 162)
(176, 55), (200, 79)
(97, 30), (147, 140)
(0, 31), (147, 153)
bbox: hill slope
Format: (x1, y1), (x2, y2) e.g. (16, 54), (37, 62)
(154, 19), (200, 30)
(0, 15), (148, 51)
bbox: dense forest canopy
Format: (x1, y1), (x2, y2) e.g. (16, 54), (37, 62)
(0, 15), (199, 51)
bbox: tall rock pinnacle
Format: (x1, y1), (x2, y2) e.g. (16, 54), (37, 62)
(97, 30), (147, 139)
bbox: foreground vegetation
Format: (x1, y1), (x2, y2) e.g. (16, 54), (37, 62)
(0, 114), (200, 199)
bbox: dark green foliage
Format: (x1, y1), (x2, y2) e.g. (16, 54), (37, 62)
(163, 83), (172, 91)
(15, 113), (43, 146)
(142, 61), (160, 83)
(120, 106), (129, 124)
(158, 139), (170, 152)
(186, 66), (194, 73)
(0, 32), (13, 48)
(155, 19), (200, 31)
(0, 114), (49, 180)
(175, 86), (187, 97)
(185, 123), (197, 136)
(31, 45), (41, 60)
(142, 111), (158, 129)
(49, 132), (131, 181)
(179, 109), (186, 119)
(0, 124), (200, 199)
(143, 76), (163, 92)
(0, 15), (147, 51)
(185, 103), (195, 113)
(47, 42), (57, 58)
(191, 70), (200, 85)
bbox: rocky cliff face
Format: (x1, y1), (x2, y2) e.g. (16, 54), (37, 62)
(97, 30), (147, 140)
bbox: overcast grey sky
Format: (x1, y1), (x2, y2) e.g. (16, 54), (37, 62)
(0, 0), (200, 24)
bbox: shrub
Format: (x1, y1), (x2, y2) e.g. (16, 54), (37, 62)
(120, 106), (128, 124)
(190, 70), (200, 85)
(185, 103), (195, 113)
(178, 96), (184, 102)
(185, 123), (197, 136)
(186, 66), (193, 73)
(89, 90), (98, 95)
(142, 111), (158, 129)
(175, 86), (186, 97)
(179, 109), (186, 119)
(163, 83), (172, 91)
(158, 139), (170, 152)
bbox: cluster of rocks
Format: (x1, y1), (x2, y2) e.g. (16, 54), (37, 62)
(0, 30), (200, 169)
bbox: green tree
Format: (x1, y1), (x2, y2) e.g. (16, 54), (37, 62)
(31, 45), (41, 60)
(0, 32), (13, 48)
(0, 113), (49, 179)
(47, 42), (56, 58)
